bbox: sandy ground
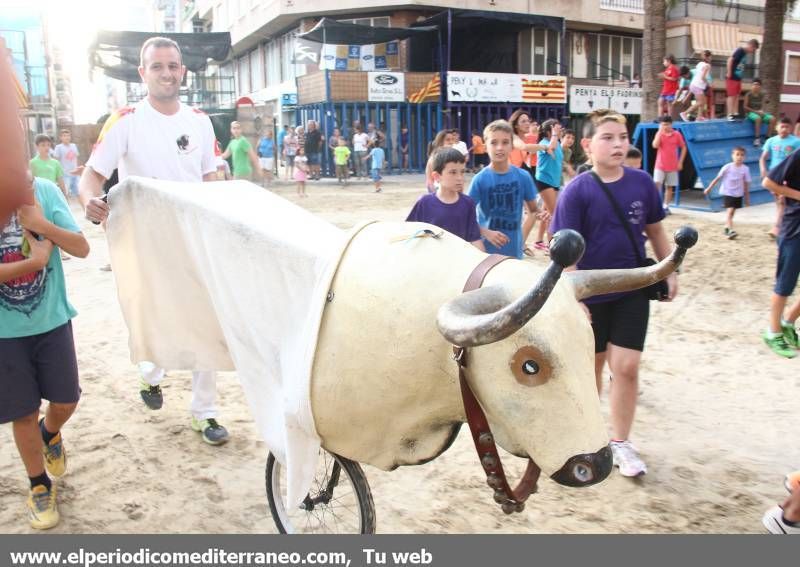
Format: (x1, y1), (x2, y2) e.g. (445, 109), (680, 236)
(1, 174), (798, 534)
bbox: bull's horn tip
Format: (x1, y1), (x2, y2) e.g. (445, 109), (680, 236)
(674, 226), (699, 249)
(549, 229), (585, 268)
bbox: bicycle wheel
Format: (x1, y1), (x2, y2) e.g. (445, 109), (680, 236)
(265, 450), (376, 534)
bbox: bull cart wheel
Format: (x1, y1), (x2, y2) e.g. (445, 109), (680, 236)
(265, 450), (376, 534)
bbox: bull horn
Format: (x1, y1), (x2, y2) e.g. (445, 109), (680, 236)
(437, 230), (585, 347)
(569, 226), (699, 301)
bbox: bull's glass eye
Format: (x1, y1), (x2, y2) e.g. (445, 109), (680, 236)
(522, 360), (539, 375)
(510, 346), (551, 387)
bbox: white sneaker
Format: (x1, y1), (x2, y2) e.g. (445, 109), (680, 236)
(610, 440), (647, 477)
(762, 506), (800, 534)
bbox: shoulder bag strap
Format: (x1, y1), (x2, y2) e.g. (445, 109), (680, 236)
(589, 171), (645, 266)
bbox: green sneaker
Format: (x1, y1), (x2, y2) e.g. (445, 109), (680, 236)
(191, 417), (229, 446)
(782, 322), (799, 348)
(763, 332), (797, 358)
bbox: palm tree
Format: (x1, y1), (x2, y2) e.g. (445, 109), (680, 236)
(642, 0), (667, 121)
(762, 0), (794, 117)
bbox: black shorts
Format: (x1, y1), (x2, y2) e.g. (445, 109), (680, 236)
(535, 179), (559, 193)
(723, 196), (743, 209)
(0, 321), (81, 424)
(587, 291), (650, 353)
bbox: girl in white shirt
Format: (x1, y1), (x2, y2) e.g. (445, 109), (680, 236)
(685, 50), (713, 121)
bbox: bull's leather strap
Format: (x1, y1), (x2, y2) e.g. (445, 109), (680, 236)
(454, 254), (542, 514)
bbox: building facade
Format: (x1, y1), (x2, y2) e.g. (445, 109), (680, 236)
(781, 17), (800, 121)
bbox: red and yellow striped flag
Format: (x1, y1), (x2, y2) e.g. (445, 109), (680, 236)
(408, 75), (441, 103)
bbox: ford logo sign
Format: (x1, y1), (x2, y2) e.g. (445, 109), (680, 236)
(374, 74), (398, 85)
(324, 55), (335, 60)
(362, 55), (374, 60)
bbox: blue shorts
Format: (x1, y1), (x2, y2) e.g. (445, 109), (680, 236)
(659, 94), (676, 102)
(371, 168), (382, 182)
(775, 236), (800, 297)
(307, 152), (321, 165)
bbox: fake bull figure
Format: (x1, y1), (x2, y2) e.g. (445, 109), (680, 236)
(106, 178), (697, 533)
(312, 222), (697, 512)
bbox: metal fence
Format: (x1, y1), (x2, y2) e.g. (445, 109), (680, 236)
(296, 101), (442, 175)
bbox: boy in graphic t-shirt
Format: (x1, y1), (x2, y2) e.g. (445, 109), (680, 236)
(406, 147), (484, 250)
(652, 116), (687, 213)
(1, 174), (90, 530)
(468, 120), (540, 259)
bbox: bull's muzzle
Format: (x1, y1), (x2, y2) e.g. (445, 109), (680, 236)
(550, 445), (613, 487)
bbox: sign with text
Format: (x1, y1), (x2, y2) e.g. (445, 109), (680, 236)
(447, 72), (567, 104)
(368, 72), (405, 102)
(569, 85), (642, 115)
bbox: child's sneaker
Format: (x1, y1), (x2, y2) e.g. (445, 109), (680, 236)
(762, 505), (800, 534)
(679, 111), (689, 122)
(610, 440), (647, 477)
(763, 331), (797, 358)
(39, 418), (66, 477)
(727, 229), (738, 240)
(781, 321), (799, 348)
(533, 241), (549, 252)
(754, 138), (761, 147)
(27, 484), (59, 530)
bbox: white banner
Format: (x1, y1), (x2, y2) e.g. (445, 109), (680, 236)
(368, 72), (405, 102)
(569, 85), (642, 115)
(446, 72), (567, 104)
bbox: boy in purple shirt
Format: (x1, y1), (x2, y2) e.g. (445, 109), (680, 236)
(406, 148), (484, 250)
(550, 109), (678, 479)
(703, 146), (751, 239)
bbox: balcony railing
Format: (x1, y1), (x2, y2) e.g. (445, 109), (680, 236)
(600, 0), (644, 15)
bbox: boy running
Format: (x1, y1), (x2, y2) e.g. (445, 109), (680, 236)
(1, 174), (90, 529)
(703, 146), (751, 239)
(550, 109), (678, 477)
(468, 120), (540, 259)
(762, 148), (800, 358)
(406, 147), (484, 250)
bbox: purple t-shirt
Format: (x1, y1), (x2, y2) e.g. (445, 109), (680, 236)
(551, 168), (665, 304)
(406, 192), (482, 243)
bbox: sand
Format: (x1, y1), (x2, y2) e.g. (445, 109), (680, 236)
(1, 174), (797, 533)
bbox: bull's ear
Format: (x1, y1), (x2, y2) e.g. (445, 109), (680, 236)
(436, 285), (516, 347)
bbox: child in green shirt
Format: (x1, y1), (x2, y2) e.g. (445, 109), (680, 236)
(334, 138), (351, 185)
(221, 121), (260, 181)
(29, 134), (66, 197)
